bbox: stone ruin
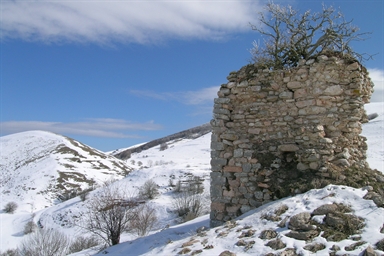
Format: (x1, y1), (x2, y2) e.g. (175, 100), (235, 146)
(210, 54), (382, 227)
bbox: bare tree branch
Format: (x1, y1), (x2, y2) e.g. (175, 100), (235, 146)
(76, 183), (137, 246)
(250, 2), (372, 69)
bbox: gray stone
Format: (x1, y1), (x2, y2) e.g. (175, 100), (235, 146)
(285, 230), (319, 241)
(333, 159), (350, 167)
(279, 91), (293, 99)
(279, 144), (299, 152)
(266, 239), (286, 250)
(324, 85), (343, 96)
(287, 81), (303, 89)
(303, 243), (326, 253)
(312, 203), (338, 215)
(297, 162), (309, 171)
(288, 212), (315, 231)
(259, 229), (277, 239)
(363, 246), (378, 256)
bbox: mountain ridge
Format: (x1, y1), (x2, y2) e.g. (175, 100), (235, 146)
(112, 123), (211, 160)
(0, 130), (132, 212)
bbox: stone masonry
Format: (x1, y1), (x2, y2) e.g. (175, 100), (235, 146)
(210, 55), (375, 227)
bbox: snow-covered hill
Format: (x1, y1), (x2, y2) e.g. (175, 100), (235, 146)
(0, 130), (131, 212)
(0, 102), (383, 255)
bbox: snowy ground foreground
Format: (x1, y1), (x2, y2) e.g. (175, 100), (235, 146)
(92, 102), (384, 256)
(0, 102), (383, 255)
(95, 185), (383, 256)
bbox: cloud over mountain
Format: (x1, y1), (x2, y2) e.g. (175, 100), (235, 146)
(0, 119), (161, 138)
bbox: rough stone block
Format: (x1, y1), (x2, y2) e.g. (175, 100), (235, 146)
(324, 85), (343, 96)
(287, 81), (303, 89)
(223, 166), (242, 173)
(279, 144), (299, 152)
(279, 91), (293, 99)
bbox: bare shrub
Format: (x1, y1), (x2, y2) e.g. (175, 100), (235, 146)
(3, 202), (18, 214)
(139, 179), (159, 200)
(23, 221), (37, 235)
(174, 180), (182, 193)
(0, 249), (18, 256)
(173, 192), (203, 222)
(159, 143), (168, 151)
(168, 178), (175, 187)
(187, 175), (204, 194)
(18, 229), (70, 256)
(131, 204), (158, 236)
(77, 183), (136, 246)
(68, 236), (100, 254)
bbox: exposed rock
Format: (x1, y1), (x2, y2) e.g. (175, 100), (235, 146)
(191, 249), (203, 255)
(219, 251), (236, 256)
(238, 229), (256, 238)
(324, 212), (365, 234)
(279, 248), (298, 256)
(182, 239), (199, 247)
(376, 238), (384, 251)
(259, 229), (277, 240)
(288, 212), (316, 231)
(178, 248), (191, 254)
(363, 245), (378, 256)
(303, 243), (326, 253)
(236, 239), (247, 246)
(278, 216), (289, 228)
(266, 238), (286, 250)
(364, 192), (384, 207)
(330, 244), (340, 251)
(345, 241), (366, 251)
(312, 203), (338, 215)
(367, 113), (378, 120)
(275, 204), (289, 216)
(285, 230), (319, 241)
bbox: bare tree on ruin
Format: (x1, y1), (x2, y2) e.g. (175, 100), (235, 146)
(250, 2), (372, 70)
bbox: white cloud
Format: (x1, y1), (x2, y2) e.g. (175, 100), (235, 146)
(0, 119), (162, 138)
(1, 1), (263, 44)
(368, 68), (384, 102)
(130, 86), (219, 105)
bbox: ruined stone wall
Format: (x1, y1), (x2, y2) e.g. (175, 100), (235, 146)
(210, 55), (374, 227)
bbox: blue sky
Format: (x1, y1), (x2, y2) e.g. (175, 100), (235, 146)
(1, 0), (383, 152)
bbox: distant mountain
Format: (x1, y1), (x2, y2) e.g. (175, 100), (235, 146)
(0, 130), (132, 211)
(112, 123), (211, 160)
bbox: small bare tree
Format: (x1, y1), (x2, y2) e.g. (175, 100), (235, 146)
(18, 229), (70, 256)
(139, 179), (159, 200)
(78, 183), (136, 246)
(130, 204), (158, 236)
(3, 202), (18, 214)
(250, 2), (371, 69)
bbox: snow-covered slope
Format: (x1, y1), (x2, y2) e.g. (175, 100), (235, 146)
(0, 130), (131, 212)
(93, 102), (384, 256)
(0, 103), (383, 255)
(95, 185), (384, 256)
